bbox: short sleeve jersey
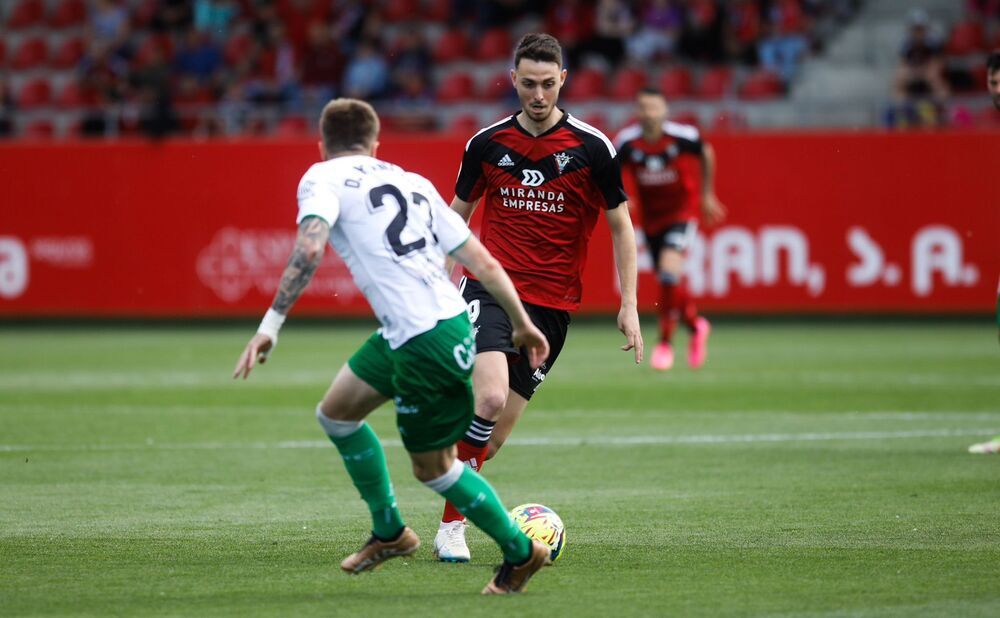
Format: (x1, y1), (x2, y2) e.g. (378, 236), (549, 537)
(296, 155), (471, 349)
(615, 121), (704, 234)
(455, 111), (626, 311)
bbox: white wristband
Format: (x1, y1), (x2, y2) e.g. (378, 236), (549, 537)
(256, 308), (286, 344)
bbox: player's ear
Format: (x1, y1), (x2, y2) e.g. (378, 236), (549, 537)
(559, 69), (567, 86)
(509, 68), (517, 87)
(370, 140), (380, 158)
(317, 140), (327, 160)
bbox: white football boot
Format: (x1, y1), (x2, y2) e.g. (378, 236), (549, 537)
(433, 520), (471, 563)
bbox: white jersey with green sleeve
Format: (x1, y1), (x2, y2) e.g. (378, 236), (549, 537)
(295, 155), (472, 349)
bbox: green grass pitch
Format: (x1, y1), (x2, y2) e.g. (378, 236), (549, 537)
(2, 320), (999, 616)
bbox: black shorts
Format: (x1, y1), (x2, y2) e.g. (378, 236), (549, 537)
(646, 221), (697, 259)
(459, 277), (570, 401)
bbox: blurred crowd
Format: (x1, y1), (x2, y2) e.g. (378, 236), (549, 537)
(0, 0), (861, 138)
(886, 2), (1000, 129)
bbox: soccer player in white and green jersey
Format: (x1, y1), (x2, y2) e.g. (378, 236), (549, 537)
(233, 99), (551, 594)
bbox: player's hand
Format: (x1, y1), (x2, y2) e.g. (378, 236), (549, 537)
(618, 305), (644, 364)
(512, 323), (550, 370)
(232, 333), (274, 380)
(701, 193), (727, 227)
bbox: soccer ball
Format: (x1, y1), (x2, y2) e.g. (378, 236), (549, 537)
(510, 503), (566, 562)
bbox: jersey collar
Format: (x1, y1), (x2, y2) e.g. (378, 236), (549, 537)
(511, 108), (569, 138)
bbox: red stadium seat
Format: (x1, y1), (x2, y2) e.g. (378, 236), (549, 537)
(946, 20), (985, 56)
(659, 66), (693, 99)
(11, 37), (49, 70)
(579, 112), (608, 134)
(695, 67), (733, 99)
(51, 37), (86, 69)
(480, 69), (513, 100)
(436, 71), (475, 102)
(564, 67), (605, 100)
(711, 109), (747, 131)
(222, 32), (252, 65)
(381, 0), (420, 22)
(448, 114), (480, 135)
(49, 0), (87, 29)
(610, 67), (648, 101)
(739, 69), (784, 100)
(424, 0), (451, 21)
(23, 119), (55, 139)
(7, 0), (45, 30)
(132, 0), (158, 28)
(275, 115), (309, 136)
(18, 78), (53, 108)
(56, 80), (96, 108)
(477, 29), (511, 62)
(669, 111), (701, 128)
(0, 40), (6, 66)
(433, 29), (469, 64)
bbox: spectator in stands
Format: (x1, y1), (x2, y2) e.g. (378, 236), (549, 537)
(194, 0), (240, 38)
(888, 9), (949, 128)
(627, 0), (684, 63)
(725, 0), (762, 65)
(989, 50), (1000, 110)
(151, 0), (193, 34)
(174, 30), (224, 84)
(342, 41), (390, 100)
(679, 0), (725, 63)
(301, 21), (344, 105)
(758, 0), (810, 83)
(79, 40), (129, 104)
(546, 0), (596, 67)
(587, 0), (634, 68)
(89, 0), (130, 45)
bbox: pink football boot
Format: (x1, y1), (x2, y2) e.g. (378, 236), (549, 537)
(650, 341), (674, 371)
(688, 317), (711, 369)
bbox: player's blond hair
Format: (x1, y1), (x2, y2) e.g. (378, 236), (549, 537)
(319, 98), (380, 154)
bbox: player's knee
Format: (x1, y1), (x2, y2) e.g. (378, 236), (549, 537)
(410, 457), (449, 483)
(475, 389), (507, 421)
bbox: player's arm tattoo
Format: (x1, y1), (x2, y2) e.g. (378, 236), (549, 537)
(271, 217), (330, 314)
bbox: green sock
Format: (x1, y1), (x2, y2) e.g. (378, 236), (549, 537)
(326, 423), (405, 540)
(436, 467), (531, 564)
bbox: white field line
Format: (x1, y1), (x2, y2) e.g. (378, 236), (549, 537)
(1, 427), (997, 453)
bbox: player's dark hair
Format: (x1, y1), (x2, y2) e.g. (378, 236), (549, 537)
(988, 50), (1000, 74)
(319, 98), (379, 154)
(514, 33), (563, 68)
(638, 86), (663, 98)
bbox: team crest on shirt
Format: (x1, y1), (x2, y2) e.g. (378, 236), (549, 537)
(646, 155), (664, 171)
(553, 151), (572, 174)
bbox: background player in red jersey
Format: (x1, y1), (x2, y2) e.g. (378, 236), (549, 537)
(615, 88), (727, 371)
(433, 33), (643, 562)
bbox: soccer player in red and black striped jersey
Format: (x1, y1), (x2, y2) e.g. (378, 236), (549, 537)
(615, 88), (727, 371)
(433, 33), (643, 562)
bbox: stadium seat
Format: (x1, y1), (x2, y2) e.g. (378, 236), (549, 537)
(381, 0), (420, 22)
(23, 119), (55, 139)
(477, 29), (511, 62)
(49, 0), (87, 29)
(18, 78), (53, 109)
(481, 69), (513, 100)
(448, 114), (480, 135)
(0, 40), (6, 66)
(564, 67), (605, 101)
(436, 71), (475, 102)
(711, 109), (747, 131)
(659, 67), (693, 99)
(51, 37), (86, 69)
(433, 29), (469, 64)
(610, 67), (648, 101)
(695, 67), (733, 99)
(946, 21), (985, 56)
(7, 0), (45, 30)
(739, 69), (784, 100)
(424, 0), (451, 22)
(56, 80), (95, 108)
(11, 37), (49, 71)
(579, 112), (609, 134)
(669, 111), (700, 128)
(131, 0), (158, 28)
(275, 115), (309, 136)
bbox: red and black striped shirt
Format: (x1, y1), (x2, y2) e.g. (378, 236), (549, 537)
(455, 111), (626, 311)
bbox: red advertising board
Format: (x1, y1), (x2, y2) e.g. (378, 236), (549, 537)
(1, 132), (997, 317)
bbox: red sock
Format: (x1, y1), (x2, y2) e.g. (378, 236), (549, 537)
(441, 439), (489, 523)
(658, 282), (679, 343)
(677, 283), (699, 331)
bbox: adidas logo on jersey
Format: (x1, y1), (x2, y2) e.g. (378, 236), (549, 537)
(498, 153), (515, 167)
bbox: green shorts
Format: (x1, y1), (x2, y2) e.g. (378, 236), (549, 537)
(347, 312), (476, 453)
